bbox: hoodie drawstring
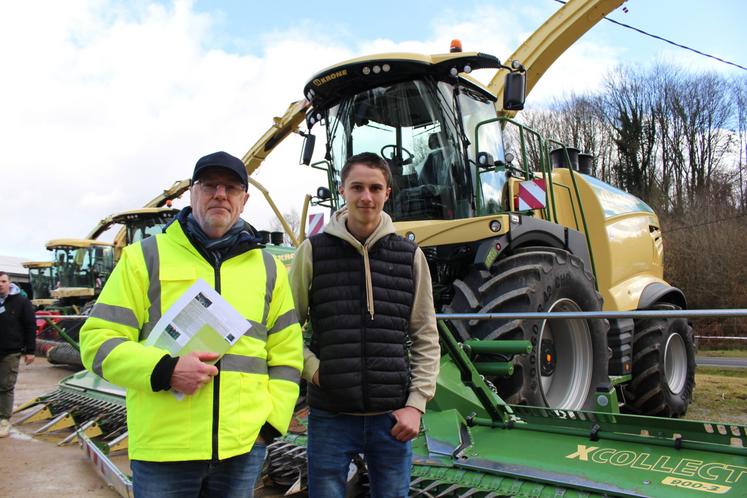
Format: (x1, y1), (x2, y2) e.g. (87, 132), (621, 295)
(362, 246), (375, 319)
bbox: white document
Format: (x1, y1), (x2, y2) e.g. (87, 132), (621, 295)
(144, 278), (249, 361)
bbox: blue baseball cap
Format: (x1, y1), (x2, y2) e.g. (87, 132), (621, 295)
(192, 151), (248, 190)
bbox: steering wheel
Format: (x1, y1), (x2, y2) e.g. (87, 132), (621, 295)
(380, 144), (414, 164)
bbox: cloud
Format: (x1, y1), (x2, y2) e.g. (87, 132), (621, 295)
(0, 0), (635, 261)
(1, 1), (283, 258)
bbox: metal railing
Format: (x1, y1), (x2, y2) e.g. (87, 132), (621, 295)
(436, 309), (747, 320)
(42, 309), (747, 322)
(39, 309), (747, 341)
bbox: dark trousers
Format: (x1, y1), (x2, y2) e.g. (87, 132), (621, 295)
(0, 353), (21, 420)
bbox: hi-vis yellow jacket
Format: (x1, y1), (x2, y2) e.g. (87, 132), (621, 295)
(80, 221), (303, 462)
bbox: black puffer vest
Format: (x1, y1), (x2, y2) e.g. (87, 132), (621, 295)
(308, 232), (417, 413)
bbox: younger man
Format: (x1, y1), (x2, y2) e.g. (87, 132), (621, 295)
(290, 152), (440, 497)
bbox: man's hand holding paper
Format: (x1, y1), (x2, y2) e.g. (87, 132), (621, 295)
(171, 351), (219, 395)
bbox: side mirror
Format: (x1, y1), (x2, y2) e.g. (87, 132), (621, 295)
(476, 151), (495, 169)
(299, 133), (316, 165)
(316, 186), (331, 200)
(503, 72), (526, 111)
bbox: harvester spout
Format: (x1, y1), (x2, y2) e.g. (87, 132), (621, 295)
(488, 0), (626, 115)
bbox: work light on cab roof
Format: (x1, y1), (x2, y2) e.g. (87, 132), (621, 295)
(301, 48), (527, 131)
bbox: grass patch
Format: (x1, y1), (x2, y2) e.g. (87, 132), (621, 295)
(688, 368), (747, 424)
(696, 366), (747, 378)
(695, 348), (747, 357)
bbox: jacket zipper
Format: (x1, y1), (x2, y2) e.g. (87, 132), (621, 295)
(176, 218), (257, 462)
(211, 253), (222, 462)
(360, 253), (369, 412)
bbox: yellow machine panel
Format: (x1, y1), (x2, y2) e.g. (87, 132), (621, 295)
(548, 168), (666, 311)
(395, 215), (510, 247)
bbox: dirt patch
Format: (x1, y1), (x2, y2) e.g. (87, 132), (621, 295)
(0, 358), (288, 497)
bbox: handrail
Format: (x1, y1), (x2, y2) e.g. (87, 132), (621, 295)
(437, 309), (747, 320)
(40, 309), (747, 321)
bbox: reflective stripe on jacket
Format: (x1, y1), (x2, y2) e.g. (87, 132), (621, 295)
(79, 221), (303, 462)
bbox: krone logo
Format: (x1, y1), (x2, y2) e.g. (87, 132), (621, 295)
(312, 69), (348, 87)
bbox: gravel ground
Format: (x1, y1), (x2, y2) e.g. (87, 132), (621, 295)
(0, 357), (289, 497)
(0, 358), (118, 497)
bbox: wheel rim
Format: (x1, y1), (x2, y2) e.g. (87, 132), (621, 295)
(539, 299), (593, 410)
(664, 332), (688, 394)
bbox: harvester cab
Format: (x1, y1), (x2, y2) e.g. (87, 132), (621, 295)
(109, 206), (179, 260)
(21, 260), (57, 307)
(301, 51), (524, 224)
(85, 179), (190, 241)
(45, 238), (115, 306)
(298, 45), (695, 416)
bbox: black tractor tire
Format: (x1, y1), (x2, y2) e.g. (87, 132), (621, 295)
(446, 247), (609, 410)
(47, 342), (84, 369)
(624, 303), (696, 417)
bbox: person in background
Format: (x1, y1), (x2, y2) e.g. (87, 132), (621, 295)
(0, 271), (36, 438)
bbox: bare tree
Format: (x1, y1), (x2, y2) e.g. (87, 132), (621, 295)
(675, 73), (736, 210)
(733, 75), (747, 212)
(516, 94), (617, 183)
(600, 66), (659, 201)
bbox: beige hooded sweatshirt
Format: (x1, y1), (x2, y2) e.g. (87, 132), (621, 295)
(289, 206), (440, 413)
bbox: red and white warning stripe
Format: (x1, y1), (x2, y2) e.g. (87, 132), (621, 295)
(516, 179), (547, 211)
(307, 212), (325, 236)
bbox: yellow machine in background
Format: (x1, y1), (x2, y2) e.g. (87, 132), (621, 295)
(84, 179), (190, 261)
(21, 261), (57, 307)
(107, 207), (180, 260)
(41, 207), (180, 308)
(45, 238), (115, 305)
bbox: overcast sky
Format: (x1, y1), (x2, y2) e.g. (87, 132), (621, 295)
(1, 0), (744, 261)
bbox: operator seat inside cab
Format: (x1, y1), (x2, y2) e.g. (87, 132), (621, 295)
(420, 133), (446, 185)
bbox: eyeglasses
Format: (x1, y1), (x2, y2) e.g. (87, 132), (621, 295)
(194, 180), (246, 198)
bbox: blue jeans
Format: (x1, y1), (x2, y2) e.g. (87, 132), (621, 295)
(308, 408), (412, 498)
(131, 443), (266, 498)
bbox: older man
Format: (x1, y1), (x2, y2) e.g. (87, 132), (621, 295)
(80, 151), (303, 498)
(0, 272), (36, 438)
